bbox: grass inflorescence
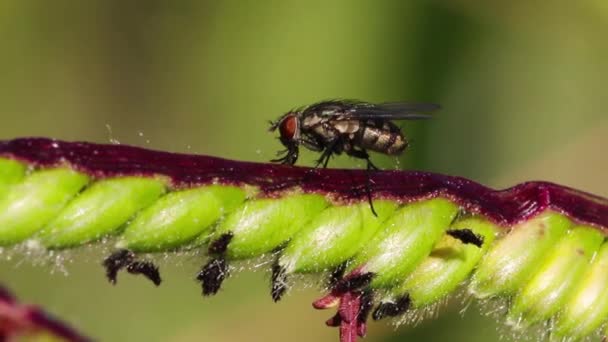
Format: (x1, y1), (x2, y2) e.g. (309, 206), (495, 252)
(1, 137), (608, 342)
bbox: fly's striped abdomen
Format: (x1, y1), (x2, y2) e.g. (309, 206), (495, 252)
(357, 122), (407, 155)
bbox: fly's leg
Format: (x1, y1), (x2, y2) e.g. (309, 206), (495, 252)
(271, 143), (299, 165)
(345, 148), (378, 216)
(312, 122), (346, 168)
(315, 139), (340, 169)
(346, 148), (379, 171)
(269, 135), (324, 194)
(362, 172), (378, 217)
(300, 135), (324, 152)
(315, 148), (333, 169)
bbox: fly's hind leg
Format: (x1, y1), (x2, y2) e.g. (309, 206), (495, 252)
(346, 148), (379, 171)
(345, 148), (378, 217)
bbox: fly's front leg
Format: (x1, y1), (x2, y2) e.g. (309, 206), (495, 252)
(300, 135), (324, 152)
(271, 143), (299, 165)
(312, 122), (345, 168)
(315, 139), (340, 169)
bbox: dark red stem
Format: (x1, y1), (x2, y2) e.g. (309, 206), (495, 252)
(0, 286), (91, 342)
(0, 137), (607, 230)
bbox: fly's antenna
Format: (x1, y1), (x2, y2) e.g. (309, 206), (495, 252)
(268, 119), (279, 131)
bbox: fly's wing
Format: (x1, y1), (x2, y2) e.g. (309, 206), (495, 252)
(346, 102), (438, 120)
(306, 100), (438, 120)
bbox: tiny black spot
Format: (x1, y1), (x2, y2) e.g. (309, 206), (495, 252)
(358, 290), (374, 324)
(208, 233), (233, 255)
(102, 249), (135, 285)
(327, 262), (347, 288)
(446, 228), (484, 247)
(271, 263), (288, 302)
(372, 294), (411, 320)
(126, 261), (161, 286)
(102, 249), (161, 286)
(197, 257), (228, 296)
(333, 272), (374, 294)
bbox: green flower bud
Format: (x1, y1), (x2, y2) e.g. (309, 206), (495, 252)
(350, 198), (458, 289)
(394, 217), (498, 308)
(214, 193), (328, 259)
(469, 211), (571, 298)
(507, 225), (604, 326)
(0, 168), (89, 245)
(554, 242), (608, 338)
(38, 177), (168, 249)
(0, 158), (26, 198)
(279, 200), (397, 273)
(119, 185), (246, 252)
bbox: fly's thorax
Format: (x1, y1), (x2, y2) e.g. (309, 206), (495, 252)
(331, 119), (361, 134)
(301, 113), (324, 129)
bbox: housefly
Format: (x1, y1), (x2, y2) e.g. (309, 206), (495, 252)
(269, 99), (438, 170)
(268, 100), (438, 217)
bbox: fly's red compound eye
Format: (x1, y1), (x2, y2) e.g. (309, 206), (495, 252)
(279, 115), (298, 141)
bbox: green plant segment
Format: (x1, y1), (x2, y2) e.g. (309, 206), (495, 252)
(279, 200), (397, 273)
(120, 185), (246, 252)
(39, 177), (168, 249)
(214, 193), (329, 259)
(0, 168), (89, 245)
(380, 217), (499, 309)
(2, 156), (608, 341)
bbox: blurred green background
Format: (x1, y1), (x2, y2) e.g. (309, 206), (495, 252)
(1, 1), (607, 341)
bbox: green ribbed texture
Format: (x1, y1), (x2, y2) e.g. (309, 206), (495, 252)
(0, 158), (27, 198)
(280, 200), (397, 273)
(38, 177), (168, 249)
(397, 217), (498, 308)
(0, 168), (89, 245)
(507, 225), (604, 326)
(351, 198), (459, 289)
(555, 242), (608, 338)
(469, 211), (572, 298)
(120, 185), (246, 252)
(0, 158), (608, 340)
(214, 193), (328, 259)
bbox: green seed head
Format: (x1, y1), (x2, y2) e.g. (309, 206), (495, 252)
(469, 211), (572, 298)
(213, 193), (328, 259)
(554, 243), (608, 338)
(0, 158), (26, 197)
(279, 200), (397, 273)
(351, 198), (458, 289)
(0, 168), (89, 245)
(119, 185), (246, 252)
(38, 177), (167, 249)
(507, 225), (604, 327)
(390, 217), (498, 308)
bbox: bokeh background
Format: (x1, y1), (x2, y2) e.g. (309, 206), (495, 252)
(1, 1), (607, 341)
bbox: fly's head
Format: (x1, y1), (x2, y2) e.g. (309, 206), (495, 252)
(269, 112), (300, 165)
